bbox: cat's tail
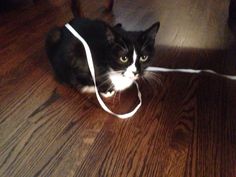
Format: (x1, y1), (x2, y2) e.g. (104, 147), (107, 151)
(71, 0), (83, 18)
(45, 27), (62, 59)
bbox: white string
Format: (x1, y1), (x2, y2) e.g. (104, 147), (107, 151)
(65, 23), (236, 119)
(65, 24), (142, 119)
(146, 66), (236, 80)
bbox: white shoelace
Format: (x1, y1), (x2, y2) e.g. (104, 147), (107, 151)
(65, 23), (236, 119)
(146, 67), (236, 80)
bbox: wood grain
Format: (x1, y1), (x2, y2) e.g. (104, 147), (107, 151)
(0, 0), (236, 177)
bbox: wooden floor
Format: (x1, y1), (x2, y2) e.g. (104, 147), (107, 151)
(1, 0), (236, 176)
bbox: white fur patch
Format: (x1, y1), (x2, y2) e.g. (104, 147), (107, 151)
(101, 90), (115, 98)
(109, 72), (133, 91)
(109, 48), (138, 91)
(81, 86), (95, 93)
(124, 49), (138, 78)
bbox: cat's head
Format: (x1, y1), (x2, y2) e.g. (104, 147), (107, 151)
(106, 22), (160, 91)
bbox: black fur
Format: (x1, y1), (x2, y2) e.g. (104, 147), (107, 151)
(45, 2), (160, 93)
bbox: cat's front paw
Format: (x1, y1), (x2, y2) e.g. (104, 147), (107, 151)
(80, 86), (95, 93)
(101, 90), (115, 98)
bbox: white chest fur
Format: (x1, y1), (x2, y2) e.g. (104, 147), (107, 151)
(109, 73), (134, 91)
(109, 49), (138, 91)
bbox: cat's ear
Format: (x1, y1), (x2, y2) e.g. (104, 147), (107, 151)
(143, 22), (160, 41)
(140, 22), (160, 44)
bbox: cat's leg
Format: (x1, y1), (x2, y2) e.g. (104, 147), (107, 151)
(101, 90), (115, 98)
(97, 80), (115, 98)
(80, 85), (115, 98)
(80, 86), (95, 93)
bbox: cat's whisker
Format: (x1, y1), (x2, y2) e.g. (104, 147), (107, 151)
(105, 85), (114, 93)
(148, 74), (163, 87)
(143, 72), (163, 92)
(96, 73), (109, 79)
(144, 77), (156, 92)
(118, 91), (121, 103)
(109, 70), (125, 75)
(145, 71), (163, 86)
(97, 78), (110, 88)
(148, 71), (162, 78)
(140, 76), (146, 85)
(151, 78), (162, 89)
(113, 91), (118, 103)
(141, 76), (150, 87)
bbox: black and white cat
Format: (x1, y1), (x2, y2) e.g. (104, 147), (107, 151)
(46, 0), (160, 97)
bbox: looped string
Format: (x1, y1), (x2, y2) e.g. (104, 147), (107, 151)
(65, 23), (142, 119)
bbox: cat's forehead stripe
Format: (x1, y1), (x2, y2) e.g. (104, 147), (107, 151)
(133, 48), (137, 62)
(126, 48), (137, 73)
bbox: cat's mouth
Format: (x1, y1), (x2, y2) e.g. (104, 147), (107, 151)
(108, 72), (136, 91)
(122, 71), (139, 80)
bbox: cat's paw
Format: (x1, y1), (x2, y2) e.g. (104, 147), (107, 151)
(101, 90), (115, 98)
(80, 86), (95, 93)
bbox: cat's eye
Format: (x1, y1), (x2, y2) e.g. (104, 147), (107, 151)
(140, 55), (149, 62)
(120, 56), (129, 63)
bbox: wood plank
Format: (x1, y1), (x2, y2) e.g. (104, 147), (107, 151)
(0, 0), (236, 176)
